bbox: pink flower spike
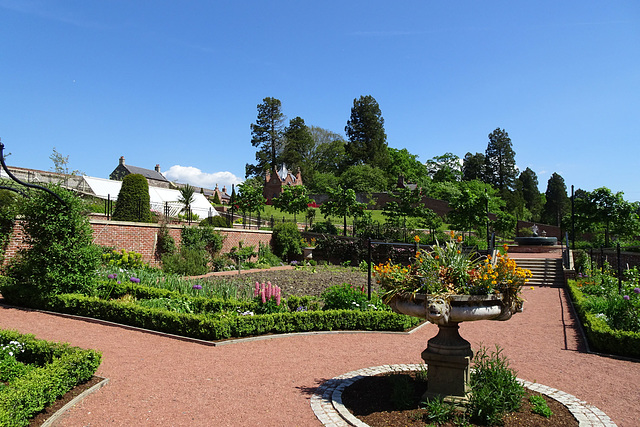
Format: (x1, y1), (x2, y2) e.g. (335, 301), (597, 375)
(254, 282), (260, 297)
(261, 288), (266, 304)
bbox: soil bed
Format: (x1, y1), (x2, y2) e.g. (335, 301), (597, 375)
(341, 372), (578, 427)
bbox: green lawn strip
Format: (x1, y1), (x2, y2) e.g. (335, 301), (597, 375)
(566, 280), (640, 358)
(0, 329), (102, 427)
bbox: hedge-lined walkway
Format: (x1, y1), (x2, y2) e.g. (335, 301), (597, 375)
(1, 284), (639, 426)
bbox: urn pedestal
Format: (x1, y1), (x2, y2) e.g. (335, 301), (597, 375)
(388, 293), (520, 403)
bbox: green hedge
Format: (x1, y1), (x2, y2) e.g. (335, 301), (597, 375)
(2, 289), (419, 341)
(0, 329), (102, 427)
(567, 280), (640, 358)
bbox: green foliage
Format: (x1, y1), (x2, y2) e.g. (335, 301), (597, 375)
(162, 248), (210, 276)
(320, 185), (366, 236)
(339, 164), (389, 193)
(272, 222), (302, 260)
(529, 394), (553, 418)
(421, 396), (456, 424)
(541, 172), (569, 227)
(321, 283), (387, 311)
(345, 94), (389, 169)
(177, 183), (196, 215)
(310, 220), (338, 235)
(0, 329), (101, 427)
(257, 242), (283, 267)
(112, 174), (152, 222)
(281, 116), (315, 181)
(468, 345), (524, 425)
(314, 235), (367, 265)
(181, 225), (224, 256)
(247, 96), (285, 177)
(235, 181), (266, 215)
(156, 222), (176, 256)
(484, 128), (517, 192)
(0, 189), (17, 264)
(8, 185), (101, 296)
(426, 152), (462, 183)
(200, 215), (231, 228)
(567, 279), (640, 358)
(272, 185), (311, 218)
(211, 191), (221, 205)
(102, 248), (146, 269)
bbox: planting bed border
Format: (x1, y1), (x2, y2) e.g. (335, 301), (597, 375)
(310, 364), (617, 427)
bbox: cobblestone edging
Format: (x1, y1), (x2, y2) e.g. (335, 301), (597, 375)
(310, 364), (617, 427)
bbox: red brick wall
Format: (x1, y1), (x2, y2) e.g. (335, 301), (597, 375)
(4, 220), (273, 267)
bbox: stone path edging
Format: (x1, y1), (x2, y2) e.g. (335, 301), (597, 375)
(310, 364), (617, 427)
(41, 376), (110, 427)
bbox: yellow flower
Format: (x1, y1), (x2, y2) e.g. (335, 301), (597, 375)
(414, 235), (421, 243)
(457, 235), (463, 243)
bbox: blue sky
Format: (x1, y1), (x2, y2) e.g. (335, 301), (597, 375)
(1, 1), (639, 200)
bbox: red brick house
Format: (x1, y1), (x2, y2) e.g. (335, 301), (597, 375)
(263, 165), (302, 202)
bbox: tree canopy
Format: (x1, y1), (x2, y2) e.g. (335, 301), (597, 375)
(345, 95), (389, 169)
(484, 128), (518, 192)
(246, 97), (285, 178)
(542, 172), (569, 227)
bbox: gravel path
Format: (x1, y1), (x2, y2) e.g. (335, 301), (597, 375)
(1, 284), (638, 426)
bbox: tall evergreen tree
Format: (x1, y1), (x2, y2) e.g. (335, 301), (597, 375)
(517, 168), (543, 221)
(542, 172), (569, 226)
(484, 128), (518, 192)
(281, 116), (314, 181)
(345, 95), (389, 169)
(246, 97), (285, 178)
(462, 152), (485, 182)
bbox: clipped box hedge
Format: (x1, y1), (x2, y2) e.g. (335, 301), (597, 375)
(566, 280), (640, 358)
(0, 329), (102, 427)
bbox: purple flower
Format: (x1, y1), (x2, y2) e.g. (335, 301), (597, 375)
(107, 274), (115, 280)
(130, 277), (140, 283)
(192, 284), (203, 290)
(117, 281), (121, 284)
(623, 295), (630, 301)
(634, 287), (640, 294)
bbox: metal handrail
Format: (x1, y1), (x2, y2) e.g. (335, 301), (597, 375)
(0, 141), (67, 207)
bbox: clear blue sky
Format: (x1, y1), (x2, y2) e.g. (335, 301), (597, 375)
(1, 1), (639, 200)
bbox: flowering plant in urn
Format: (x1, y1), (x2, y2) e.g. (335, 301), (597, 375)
(374, 232), (531, 324)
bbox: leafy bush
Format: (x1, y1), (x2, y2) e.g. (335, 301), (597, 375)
(200, 215), (230, 228)
(529, 394), (553, 418)
(181, 226), (224, 256)
(310, 220), (338, 235)
(102, 248), (146, 269)
(272, 222), (302, 261)
(7, 185), (101, 296)
(257, 242), (282, 267)
(156, 222), (176, 257)
(321, 283), (387, 311)
(112, 174), (152, 222)
(0, 189), (17, 265)
(468, 345), (524, 425)
(0, 329), (101, 427)
(314, 235), (367, 265)
(162, 248), (210, 276)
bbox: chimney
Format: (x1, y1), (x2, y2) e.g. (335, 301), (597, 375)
(155, 164), (161, 173)
(119, 156), (125, 166)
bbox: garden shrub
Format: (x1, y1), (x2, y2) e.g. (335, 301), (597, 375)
(162, 247), (210, 276)
(200, 215), (230, 228)
(112, 174), (152, 222)
(7, 185), (101, 296)
(314, 235), (367, 265)
(257, 242), (282, 266)
(156, 221), (176, 257)
(0, 189), (17, 266)
(321, 283), (387, 311)
(567, 280), (640, 358)
(272, 222), (302, 261)
(0, 329), (101, 427)
(468, 345), (524, 425)
(310, 220), (338, 235)
(102, 248), (146, 269)
(181, 225), (224, 256)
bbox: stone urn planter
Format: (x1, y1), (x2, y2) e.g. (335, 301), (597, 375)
(387, 292), (523, 403)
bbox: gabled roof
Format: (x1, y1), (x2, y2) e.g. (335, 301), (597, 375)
(122, 164), (168, 182)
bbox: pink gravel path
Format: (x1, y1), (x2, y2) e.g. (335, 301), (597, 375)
(0, 285), (638, 426)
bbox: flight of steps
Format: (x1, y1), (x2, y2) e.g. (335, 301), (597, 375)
(513, 258), (565, 287)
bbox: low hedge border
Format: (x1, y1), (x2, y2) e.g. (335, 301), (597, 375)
(566, 280), (640, 359)
(1, 278), (419, 342)
(0, 329), (102, 427)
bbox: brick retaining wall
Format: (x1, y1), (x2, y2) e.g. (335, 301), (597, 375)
(4, 220), (272, 267)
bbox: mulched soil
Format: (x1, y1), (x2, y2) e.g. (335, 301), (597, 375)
(342, 372), (578, 426)
(1, 266), (638, 426)
(204, 265), (374, 298)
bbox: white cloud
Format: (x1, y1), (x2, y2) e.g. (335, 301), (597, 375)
(163, 165), (243, 190)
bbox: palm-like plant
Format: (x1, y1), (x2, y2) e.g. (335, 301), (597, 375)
(177, 184), (196, 216)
